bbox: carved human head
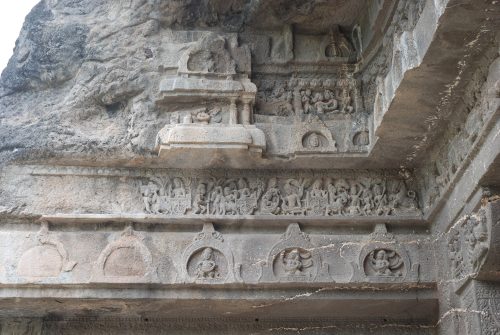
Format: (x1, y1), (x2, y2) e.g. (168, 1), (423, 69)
(268, 178), (278, 189)
(312, 179), (322, 189)
(375, 250), (386, 260)
(197, 183), (206, 194)
(201, 247), (213, 260)
(173, 178), (182, 188)
(308, 133), (320, 147)
(287, 249), (300, 259)
(237, 178), (248, 190)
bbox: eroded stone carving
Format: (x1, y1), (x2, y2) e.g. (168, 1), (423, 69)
(279, 248), (314, 277)
(468, 282), (500, 334)
(92, 226), (158, 283)
(365, 249), (404, 277)
(287, 121), (339, 156)
(194, 247), (222, 280)
(260, 223), (328, 282)
(256, 74), (360, 120)
(354, 224), (418, 283)
(447, 209), (489, 285)
(260, 178), (281, 215)
(324, 26), (356, 60)
(353, 130), (370, 146)
(140, 174), (421, 217)
(181, 223), (240, 283)
(140, 176), (192, 215)
(17, 222), (77, 279)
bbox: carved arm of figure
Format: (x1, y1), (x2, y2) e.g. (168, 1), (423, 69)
(387, 251), (403, 272)
(279, 251), (286, 264)
(356, 186), (363, 198)
(196, 261), (204, 277)
(369, 251), (376, 266)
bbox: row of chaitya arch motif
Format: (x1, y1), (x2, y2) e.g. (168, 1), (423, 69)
(9, 223), (419, 284)
(140, 175), (420, 217)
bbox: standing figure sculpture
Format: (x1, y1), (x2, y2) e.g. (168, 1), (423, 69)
(193, 183), (208, 214)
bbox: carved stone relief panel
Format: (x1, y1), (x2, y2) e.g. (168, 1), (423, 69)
(139, 171), (421, 218)
(180, 223), (241, 284)
(16, 222), (76, 280)
(251, 66), (372, 156)
(460, 281), (500, 335)
(259, 223), (329, 283)
(351, 225), (419, 283)
(91, 226), (159, 283)
(254, 72), (361, 121)
(446, 200), (500, 292)
(447, 209), (489, 289)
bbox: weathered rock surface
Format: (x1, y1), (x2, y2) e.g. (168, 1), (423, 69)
(0, 0), (499, 333)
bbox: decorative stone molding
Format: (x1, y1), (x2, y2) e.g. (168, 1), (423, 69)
(180, 223), (241, 284)
(16, 222), (76, 279)
(91, 226), (159, 283)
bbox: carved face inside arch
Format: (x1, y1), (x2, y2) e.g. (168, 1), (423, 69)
(302, 132), (327, 148)
(353, 131), (369, 146)
(187, 247), (228, 281)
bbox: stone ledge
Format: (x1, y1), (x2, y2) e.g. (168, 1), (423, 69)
(40, 213), (427, 228)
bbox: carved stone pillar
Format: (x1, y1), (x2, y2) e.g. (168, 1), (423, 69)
(229, 98), (238, 125)
(241, 98), (252, 125)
